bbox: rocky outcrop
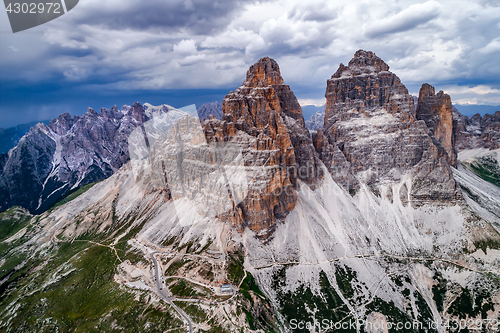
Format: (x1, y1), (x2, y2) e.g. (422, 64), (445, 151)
(305, 108), (325, 131)
(48, 112), (78, 136)
(453, 110), (500, 151)
(197, 101), (223, 120)
(0, 103), (153, 214)
(203, 57), (322, 235)
(416, 83), (457, 166)
(0, 126), (56, 212)
(319, 50), (461, 205)
(452, 106), (470, 151)
(0, 120), (50, 155)
(312, 128), (358, 191)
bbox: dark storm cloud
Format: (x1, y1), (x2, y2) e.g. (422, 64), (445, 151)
(1, 0), (500, 128)
(447, 10), (500, 82)
(69, 0), (245, 35)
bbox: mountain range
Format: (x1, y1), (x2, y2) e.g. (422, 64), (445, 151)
(0, 120), (50, 155)
(1, 50), (500, 333)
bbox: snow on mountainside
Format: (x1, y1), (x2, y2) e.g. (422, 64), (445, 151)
(305, 107), (325, 131)
(1, 52), (500, 333)
(0, 103), (172, 214)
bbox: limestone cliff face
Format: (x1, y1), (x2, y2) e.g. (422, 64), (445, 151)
(203, 57), (322, 235)
(319, 50), (461, 205)
(452, 106), (471, 151)
(325, 50), (415, 125)
(416, 83), (457, 167)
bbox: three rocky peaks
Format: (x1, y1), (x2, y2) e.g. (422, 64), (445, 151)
(1, 50), (498, 234)
(205, 51), (462, 234)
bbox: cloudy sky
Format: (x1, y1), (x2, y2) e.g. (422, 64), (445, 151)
(1, 0), (500, 128)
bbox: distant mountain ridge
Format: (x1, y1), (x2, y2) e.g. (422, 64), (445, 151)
(454, 108), (500, 150)
(300, 104), (324, 121)
(454, 104), (500, 117)
(0, 101), (240, 214)
(0, 120), (50, 154)
(197, 101), (223, 120)
(0, 103), (177, 214)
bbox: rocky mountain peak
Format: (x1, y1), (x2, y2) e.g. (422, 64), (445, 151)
(86, 107), (97, 116)
(416, 83), (457, 166)
(242, 56), (284, 87)
(325, 50), (415, 133)
(333, 50), (390, 78)
(204, 57), (322, 235)
(98, 105), (123, 119)
(130, 102), (148, 123)
(419, 84), (449, 102)
(48, 112), (78, 136)
(418, 83), (435, 97)
(319, 50), (460, 204)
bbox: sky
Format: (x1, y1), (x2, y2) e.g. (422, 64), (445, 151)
(1, 0), (500, 128)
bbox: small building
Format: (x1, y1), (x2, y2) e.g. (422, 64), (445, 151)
(220, 284), (234, 294)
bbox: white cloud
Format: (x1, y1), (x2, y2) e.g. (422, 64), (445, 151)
(201, 29), (261, 49)
(173, 39), (198, 54)
(444, 85), (500, 95)
(298, 98), (325, 106)
(454, 97), (500, 105)
(177, 54), (206, 66)
(443, 85), (500, 105)
(389, 39), (464, 82)
(479, 38), (500, 54)
(63, 65), (88, 81)
(364, 1), (442, 38)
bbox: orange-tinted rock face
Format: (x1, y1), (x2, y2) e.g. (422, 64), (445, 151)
(243, 57), (284, 87)
(203, 57), (322, 236)
(416, 83), (457, 167)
